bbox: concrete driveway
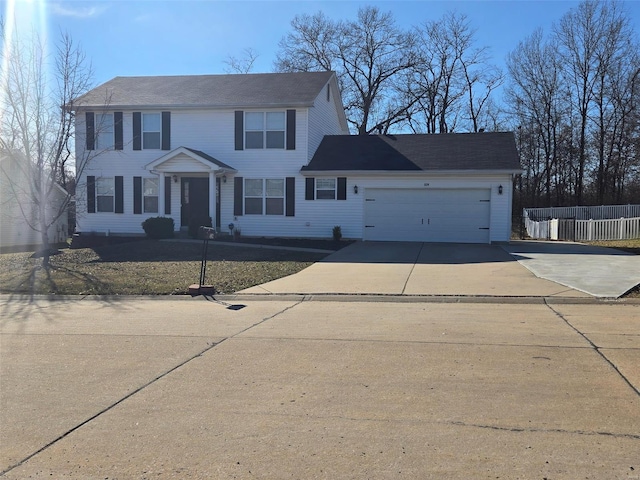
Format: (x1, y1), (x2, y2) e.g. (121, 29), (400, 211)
(241, 241), (637, 298)
(504, 240), (640, 298)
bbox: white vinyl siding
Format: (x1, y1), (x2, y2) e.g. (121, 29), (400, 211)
(307, 77), (349, 158)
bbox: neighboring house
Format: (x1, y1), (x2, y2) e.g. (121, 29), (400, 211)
(0, 151), (69, 251)
(72, 71), (521, 244)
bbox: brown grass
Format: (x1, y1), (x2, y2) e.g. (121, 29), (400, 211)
(0, 240), (327, 295)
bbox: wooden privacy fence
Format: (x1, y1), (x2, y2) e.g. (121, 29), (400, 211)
(523, 204), (640, 241)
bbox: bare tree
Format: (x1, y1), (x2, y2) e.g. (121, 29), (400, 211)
(275, 11), (337, 73)
(275, 6), (419, 134)
(506, 28), (566, 206)
(223, 47), (259, 74)
(0, 22), (92, 266)
(404, 11), (502, 134)
(554, 0), (619, 203)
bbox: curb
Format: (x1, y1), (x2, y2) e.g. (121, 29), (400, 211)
(2, 293), (639, 305)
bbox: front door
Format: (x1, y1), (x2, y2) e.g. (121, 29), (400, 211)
(181, 177), (210, 227)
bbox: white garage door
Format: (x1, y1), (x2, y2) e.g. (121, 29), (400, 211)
(363, 188), (491, 243)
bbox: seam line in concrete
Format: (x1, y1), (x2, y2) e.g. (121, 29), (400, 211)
(544, 299), (640, 398)
(235, 336), (594, 349)
(0, 341), (220, 477)
(401, 242), (424, 295)
(447, 420), (640, 440)
(0, 298), (306, 477)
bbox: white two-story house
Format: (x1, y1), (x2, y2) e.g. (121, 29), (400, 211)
(73, 71), (521, 243)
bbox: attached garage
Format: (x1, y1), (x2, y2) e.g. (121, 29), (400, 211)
(363, 188), (491, 243)
(301, 132), (522, 243)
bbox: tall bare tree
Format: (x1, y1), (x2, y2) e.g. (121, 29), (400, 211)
(403, 11), (502, 134)
(275, 6), (419, 134)
(507, 28), (566, 206)
(554, 0), (627, 203)
(0, 23), (92, 266)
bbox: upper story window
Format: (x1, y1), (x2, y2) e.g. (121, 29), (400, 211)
(142, 113), (161, 149)
(245, 112), (285, 149)
(95, 113), (114, 150)
(316, 178), (336, 199)
(96, 177), (115, 212)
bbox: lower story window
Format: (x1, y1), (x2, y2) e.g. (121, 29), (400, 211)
(96, 177), (114, 212)
(245, 178), (284, 215)
(316, 178), (336, 199)
(143, 178), (159, 213)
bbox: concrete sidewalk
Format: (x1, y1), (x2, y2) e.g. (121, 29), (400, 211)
(1, 296), (639, 478)
(241, 242), (591, 298)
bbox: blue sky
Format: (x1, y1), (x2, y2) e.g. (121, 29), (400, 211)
(3, 0), (640, 88)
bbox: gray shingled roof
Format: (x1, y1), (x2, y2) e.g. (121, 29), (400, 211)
(73, 71), (335, 109)
(302, 133), (522, 172)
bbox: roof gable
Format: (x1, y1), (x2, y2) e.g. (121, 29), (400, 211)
(73, 71), (336, 109)
(302, 133), (522, 173)
(145, 147), (236, 172)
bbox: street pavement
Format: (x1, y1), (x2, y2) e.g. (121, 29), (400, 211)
(1, 295), (639, 479)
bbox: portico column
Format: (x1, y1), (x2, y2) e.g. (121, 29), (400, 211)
(209, 171), (216, 228)
(158, 172), (166, 215)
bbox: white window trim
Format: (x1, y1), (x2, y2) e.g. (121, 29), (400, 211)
(143, 177), (159, 213)
(315, 178), (337, 200)
(142, 113), (161, 150)
(96, 177), (115, 213)
(244, 111), (285, 150)
(244, 178), (285, 215)
(95, 113), (114, 150)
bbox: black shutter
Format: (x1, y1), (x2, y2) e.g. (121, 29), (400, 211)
(234, 111), (244, 151)
(164, 176), (171, 214)
(86, 176), (96, 213)
(286, 177), (295, 217)
(286, 109), (296, 150)
(86, 112), (95, 150)
(305, 178), (315, 200)
(161, 111), (171, 150)
(114, 112), (123, 150)
(115, 176), (124, 213)
(337, 177), (347, 200)
(234, 177), (243, 216)
(133, 176), (142, 214)
(133, 112), (141, 150)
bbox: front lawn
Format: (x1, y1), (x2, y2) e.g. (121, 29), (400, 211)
(0, 240), (328, 295)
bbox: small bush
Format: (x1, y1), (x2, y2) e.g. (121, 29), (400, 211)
(188, 215), (212, 239)
(142, 217), (175, 239)
(332, 225), (342, 242)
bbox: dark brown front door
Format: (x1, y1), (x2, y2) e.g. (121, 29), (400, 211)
(181, 177), (209, 227)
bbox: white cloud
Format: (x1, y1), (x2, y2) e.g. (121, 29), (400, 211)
(50, 3), (108, 19)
